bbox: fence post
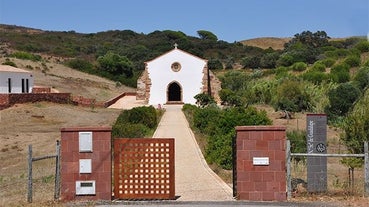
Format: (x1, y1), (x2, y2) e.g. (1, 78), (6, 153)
(27, 145), (33, 203)
(54, 140), (61, 200)
(365, 141), (369, 197)
(286, 140), (291, 200)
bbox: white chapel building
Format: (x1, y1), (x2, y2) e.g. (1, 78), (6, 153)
(136, 45), (221, 106)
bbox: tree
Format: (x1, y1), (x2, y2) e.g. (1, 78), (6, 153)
(285, 30), (330, 49)
(326, 82), (361, 117)
(207, 59), (223, 70)
(97, 52), (133, 77)
(281, 31), (330, 65)
(194, 93), (215, 107)
(260, 52), (279, 68)
(272, 79), (311, 112)
(341, 89), (369, 184)
(241, 56), (260, 69)
(197, 30), (218, 42)
(342, 89), (369, 154)
(219, 89), (243, 106)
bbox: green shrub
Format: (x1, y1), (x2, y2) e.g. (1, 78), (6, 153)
(219, 89), (243, 106)
(354, 40), (369, 52)
(272, 79), (311, 112)
(112, 123), (150, 138)
(247, 80), (276, 104)
(287, 130), (307, 163)
(364, 60), (369, 67)
(324, 50), (338, 59)
(334, 48), (350, 57)
(65, 58), (94, 72)
(206, 131), (234, 169)
(320, 58), (336, 67)
(343, 55), (361, 67)
(112, 106), (160, 138)
(276, 53), (295, 67)
(193, 105), (221, 135)
(290, 62), (307, 71)
(185, 105), (272, 170)
(275, 66), (290, 79)
(10, 51), (42, 61)
(353, 66), (369, 91)
(206, 106), (271, 169)
(1, 60), (17, 67)
(311, 62), (326, 72)
(330, 63), (350, 83)
(301, 71), (329, 84)
(118, 106), (158, 128)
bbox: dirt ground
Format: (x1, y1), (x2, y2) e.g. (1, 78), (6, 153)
(0, 103), (122, 206)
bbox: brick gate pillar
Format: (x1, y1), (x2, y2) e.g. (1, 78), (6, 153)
(235, 126), (286, 201)
(60, 126), (112, 201)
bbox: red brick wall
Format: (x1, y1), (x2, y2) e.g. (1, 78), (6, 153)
(60, 127), (112, 201)
(32, 86), (51, 93)
(0, 93), (71, 110)
(8, 93), (71, 105)
(0, 94), (9, 108)
(71, 96), (105, 107)
(236, 126), (286, 201)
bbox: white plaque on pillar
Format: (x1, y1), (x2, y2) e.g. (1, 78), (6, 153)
(79, 132), (93, 152)
(76, 180), (96, 195)
(253, 157), (269, 165)
(79, 159), (92, 173)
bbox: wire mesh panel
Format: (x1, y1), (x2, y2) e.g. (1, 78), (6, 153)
(114, 138), (175, 200)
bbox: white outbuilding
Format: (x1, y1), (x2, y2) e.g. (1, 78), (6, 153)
(0, 65), (34, 93)
(137, 45), (220, 106)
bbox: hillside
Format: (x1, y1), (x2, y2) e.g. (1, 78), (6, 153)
(241, 37), (291, 50)
(1, 25), (369, 206)
(0, 56), (135, 101)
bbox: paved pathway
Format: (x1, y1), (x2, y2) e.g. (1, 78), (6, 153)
(152, 105), (233, 201)
(108, 95), (147, 110)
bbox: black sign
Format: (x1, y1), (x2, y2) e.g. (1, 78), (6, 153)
(306, 114), (327, 192)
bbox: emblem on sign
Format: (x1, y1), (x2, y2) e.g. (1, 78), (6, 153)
(316, 143), (326, 153)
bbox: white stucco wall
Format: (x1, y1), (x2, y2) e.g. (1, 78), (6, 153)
(0, 71), (34, 93)
(146, 49), (206, 105)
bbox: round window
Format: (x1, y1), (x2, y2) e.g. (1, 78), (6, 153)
(171, 62), (181, 72)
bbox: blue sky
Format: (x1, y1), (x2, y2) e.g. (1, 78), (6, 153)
(0, 0), (368, 42)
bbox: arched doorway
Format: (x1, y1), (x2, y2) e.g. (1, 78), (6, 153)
(167, 82), (182, 103)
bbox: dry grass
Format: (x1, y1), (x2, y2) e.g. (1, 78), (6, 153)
(240, 37), (291, 50)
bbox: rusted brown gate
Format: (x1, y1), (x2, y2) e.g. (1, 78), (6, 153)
(114, 138), (175, 200)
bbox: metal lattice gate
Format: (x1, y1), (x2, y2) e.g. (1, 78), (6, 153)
(114, 138), (175, 200)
